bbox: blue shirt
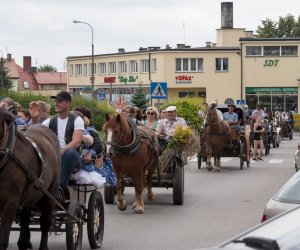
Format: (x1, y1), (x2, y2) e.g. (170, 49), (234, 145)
(223, 112), (238, 122)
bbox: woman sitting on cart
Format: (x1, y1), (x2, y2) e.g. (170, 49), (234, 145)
(156, 105), (187, 153)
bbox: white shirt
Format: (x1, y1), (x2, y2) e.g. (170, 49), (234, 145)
(43, 116), (84, 149)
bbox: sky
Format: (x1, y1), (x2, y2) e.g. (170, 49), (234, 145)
(1, 0), (300, 72)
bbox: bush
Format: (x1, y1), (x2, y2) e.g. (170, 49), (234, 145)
(0, 88), (114, 130)
(161, 95), (206, 131)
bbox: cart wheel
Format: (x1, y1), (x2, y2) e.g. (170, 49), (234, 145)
(173, 159), (184, 205)
(66, 201), (83, 250)
(104, 184), (115, 204)
(239, 143), (245, 170)
(289, 131), (293, 140)
(197, 153), (202, 169)
(87, 191), (104, 249)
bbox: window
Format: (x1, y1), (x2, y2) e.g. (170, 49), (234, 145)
(89, 63), (96, 75)
(215, 58), (229, 71)
(151, 59), (157, 72)
(175, 58), (203, 72)
(140, 59), (149, 73)
(118, 61), (127, 74)
(69, 64), (73, 76)
(281, 46), (298, 56)
(129, 60), (138, 73)
(23, 81), (29, 89)
(98, 63), (106, 75)
(83, 64), (87, 76)
(108, 62), (116, 74)
(75, 64), (82, 76)
(246, 46), (262, 56)
(263, 46), (280, 56)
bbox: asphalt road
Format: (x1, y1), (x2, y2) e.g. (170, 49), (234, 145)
(8, 134), (298, 250)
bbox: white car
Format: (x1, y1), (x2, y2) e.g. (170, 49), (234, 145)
(294, 141), (300, 171)
(261, 169), (300, 222)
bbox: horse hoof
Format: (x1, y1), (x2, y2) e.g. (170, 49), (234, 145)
(132, 201), (137, 209)
(214, 168), (221, 172)
(147, 193), (155, 201)
(117, 201), (127, 211)
(134, 206), (144, 214)
(207, 167), (213, 171)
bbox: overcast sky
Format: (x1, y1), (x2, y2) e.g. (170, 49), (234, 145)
(1, 0), (300, 71)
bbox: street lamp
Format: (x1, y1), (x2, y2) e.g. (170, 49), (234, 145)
(73, 20), (95, 99)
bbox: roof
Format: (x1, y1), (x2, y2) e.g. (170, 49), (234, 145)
(33, 72), (67, 85)
(240, 37), (300, 42)
(3, 59), (19, 78)
(66, 46), (240, 60)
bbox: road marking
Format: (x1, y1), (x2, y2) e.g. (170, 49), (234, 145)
(268, 159), (284, 164)
(188, 157), (233, 163)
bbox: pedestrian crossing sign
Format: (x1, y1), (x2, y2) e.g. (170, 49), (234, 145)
(98, 92), (106, 101)
(150, 82), (168, 99)
(236, 99), (245, 106)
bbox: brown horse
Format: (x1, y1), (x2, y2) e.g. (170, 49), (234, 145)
(204, 103), (229, 172)
(0, 107), (60, 250)
(103, 113), (160, 214)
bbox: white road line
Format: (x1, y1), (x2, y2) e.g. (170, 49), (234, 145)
(268, 159), (284, 164)
(188, 157), (233, 163)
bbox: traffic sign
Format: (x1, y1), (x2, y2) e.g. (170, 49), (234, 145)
(236, 99), (245, 106)
(98, 92), (106, 101)
(150, 82), (168, 99)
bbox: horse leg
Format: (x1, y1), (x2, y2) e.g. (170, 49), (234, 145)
(37, 196), (54, 250)
(0, 202), (17, 250)
(17, 207), (32, 250)
(215, 153), (221, 172)
(115, 172), (127, 211)
(206, 148), (213, 171)
(133, 177), (144, 214)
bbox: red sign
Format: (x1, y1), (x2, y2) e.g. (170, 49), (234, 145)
(104, 77), (116, 83)
(175, 75), (193, 81)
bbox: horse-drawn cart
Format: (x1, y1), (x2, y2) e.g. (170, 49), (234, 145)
(198, 105), (251, 170)
(104, 145), (185, 205)
(11, 183), (105, 250)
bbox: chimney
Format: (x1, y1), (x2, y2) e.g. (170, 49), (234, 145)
(206, 41), (212, 47)
(221, 2), (233, 28)
(118, 48), (125, 53)
(7, 54), (12, 61)
(212, 42), (217, 47)
(23, 56), (32, 72)
(165, 44), (171, 49)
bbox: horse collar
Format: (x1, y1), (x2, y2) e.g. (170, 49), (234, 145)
(0, 122), (16, 169)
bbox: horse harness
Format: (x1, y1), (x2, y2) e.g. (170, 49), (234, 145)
(106, 118), (154, 156)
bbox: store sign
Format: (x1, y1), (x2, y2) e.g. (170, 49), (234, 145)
(104, 77), (116, 83)
(264, 59), (279, 67)
(246, 87), (298, 94)
(118, 76), (138, 84)
(175, 75), (193, 84)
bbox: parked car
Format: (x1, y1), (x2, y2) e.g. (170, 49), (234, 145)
(294, 141), (300, 171)
(261, 169), (300, 222)
(217, 205), (300, 249)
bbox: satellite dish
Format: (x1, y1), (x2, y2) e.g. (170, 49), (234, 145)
(224, 98), (234, 105)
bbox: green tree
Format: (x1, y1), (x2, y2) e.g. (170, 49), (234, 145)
(0, 59), (13, 89)
(130, 85), (149, 109)
(256, 14), (300, 38)
(38, 64), (57, 72)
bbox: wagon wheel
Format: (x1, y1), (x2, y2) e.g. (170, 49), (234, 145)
(104, 184), (115, 204)
(87, 191), (105, 249)
(289, 130), (293, 140)
(66, 201), (83, 250)
(239, 142), (245, 170)
(173, 158), (184, 205)
(197, 152), (202, 169)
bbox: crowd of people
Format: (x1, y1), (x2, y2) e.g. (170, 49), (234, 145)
(1, 91), (296, 196)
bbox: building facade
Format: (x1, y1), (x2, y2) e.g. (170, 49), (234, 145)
(66, 2), (300, 112)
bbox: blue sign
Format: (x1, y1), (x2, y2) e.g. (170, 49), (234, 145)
(98, 92), (106, 100)
(150, 82), (168, 99)
(236, 99), (245, 106)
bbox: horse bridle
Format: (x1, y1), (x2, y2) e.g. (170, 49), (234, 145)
(105, 122), (133, 147)
(0, 120), (16, 169)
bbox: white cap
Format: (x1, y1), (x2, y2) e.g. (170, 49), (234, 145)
(166, 106), (177, 112)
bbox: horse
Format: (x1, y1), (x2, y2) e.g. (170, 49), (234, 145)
(0, 107), (60, 250)
(103, 113), (160, 214)
(204, 103), (229, 172)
